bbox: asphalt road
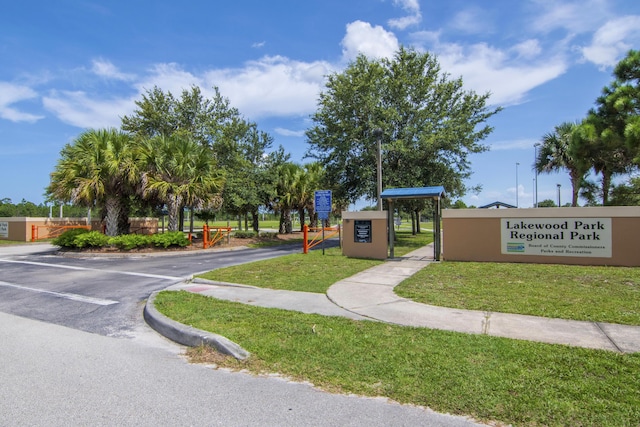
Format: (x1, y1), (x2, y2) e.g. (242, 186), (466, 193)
(0, 243), (483, 426)
(0, 244), (302, 337)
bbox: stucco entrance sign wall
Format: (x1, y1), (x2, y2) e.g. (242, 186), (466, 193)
(501, 217), (612, 258)
(342, 211), (388, 260)
(442, 206), (640, 267)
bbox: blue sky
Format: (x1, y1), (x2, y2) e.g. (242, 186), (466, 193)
(1, 0), (639, 209)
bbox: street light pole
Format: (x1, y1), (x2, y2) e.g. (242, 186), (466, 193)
(534, 143), (540, 207)
(515, 162), (520, 208)
(557, 184), (561, 207)
(373, 128), (383, 211)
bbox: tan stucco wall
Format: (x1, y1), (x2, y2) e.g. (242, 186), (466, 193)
(341, 211), (389, 260)
(0, 217), (158, 242)
(442, 207), (640, 267)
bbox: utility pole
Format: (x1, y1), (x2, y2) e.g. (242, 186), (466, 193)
(374, 128), (383, 211)
(515, 162), (520, 208)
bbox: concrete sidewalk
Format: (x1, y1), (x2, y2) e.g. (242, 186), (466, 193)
(164, 244), (640, 354)
(327, 246), (640, 353)
(9, 242), (637, 354)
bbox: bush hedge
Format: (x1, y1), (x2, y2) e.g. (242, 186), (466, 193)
(109, 234), (151, 250)
(259, 231), (278, 239)
(73, 231), (111, 248)
(52, 228), (90, 247)
(53, 229), (191, 250)
(233, 230), (256, 239)
(150, 231), (191, 248)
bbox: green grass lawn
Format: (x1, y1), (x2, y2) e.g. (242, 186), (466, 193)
(196, 230), (433, 292)
(155, 292), (640, 427)
(199, 229), (639, 325)
(0, 239), (33, 245)
(158, 228), (640, 426)
(395, 262), (640, 325)
(198, 247), (381, 293)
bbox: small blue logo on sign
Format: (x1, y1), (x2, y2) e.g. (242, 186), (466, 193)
(507, 242), (525, 253)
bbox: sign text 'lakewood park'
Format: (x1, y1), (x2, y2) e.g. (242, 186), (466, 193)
(501, 218), (612, 258)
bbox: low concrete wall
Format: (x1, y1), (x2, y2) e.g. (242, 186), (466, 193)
(0, 217), (159, 242)
(442, 207), (640, 267)
(342, 211), (389, 260)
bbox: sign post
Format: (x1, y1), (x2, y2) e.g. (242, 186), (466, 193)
(314, 190), (332, 255)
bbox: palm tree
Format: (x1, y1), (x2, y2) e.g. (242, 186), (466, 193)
(535, 122), (591, 207)
(298, 163), (325, 230)
(47, 128), (137, 236)
(579, 114), (632, 205)
(271, 163), (302, 234)
(137, 135), (225, 231)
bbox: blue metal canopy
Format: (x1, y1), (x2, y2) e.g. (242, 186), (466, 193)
(379, 186), (445, 261)
(380, 186), (446, 200)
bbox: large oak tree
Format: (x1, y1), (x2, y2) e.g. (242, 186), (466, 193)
(305, 47), (500, 206)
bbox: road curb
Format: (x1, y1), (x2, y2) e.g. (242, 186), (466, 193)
(143, 290), (250, 360)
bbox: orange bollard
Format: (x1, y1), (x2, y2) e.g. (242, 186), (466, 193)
(303, 224), (309, 254)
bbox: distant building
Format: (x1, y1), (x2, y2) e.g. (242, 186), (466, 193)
(478, 201), (517, 209)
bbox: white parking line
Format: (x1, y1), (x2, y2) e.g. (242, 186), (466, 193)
(0, 259), (183, 281)
(0, 281), (119, 306)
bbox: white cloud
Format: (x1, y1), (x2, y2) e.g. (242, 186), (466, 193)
(252, 41), (266, 48)
(38, 55), (332, 129)
(204, 56), (332, 118)
(136, 63), (204, 95)
(42, 90), (134, 128)
(449, 8), (492, 35)
(511, 39), (542, 60)
(490, 138), (540, 151)
(531, 0), (611, 34)
(437, 42), (567, 106)
(341, 21), (399, 62)
(410, 29), (567, 107)
(274, 127), (305, 137)
(581, 16), (640, 68)
(409, 30), (441, 45)
(0, 82), (43, 123)
(388, 0), (422, 30)
(91, 59), (135, 81)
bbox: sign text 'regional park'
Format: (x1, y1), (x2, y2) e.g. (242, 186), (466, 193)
(501, 218), (612, 258)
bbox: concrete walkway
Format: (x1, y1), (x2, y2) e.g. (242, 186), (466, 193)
(12, 242), (636, 353)
(168, 244), (640, 354)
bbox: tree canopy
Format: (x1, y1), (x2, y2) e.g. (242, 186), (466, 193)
(137, 135), (224, 231)
(47, 128), (138, 236)
(535, 122), (591, 207)
(540, 50), (640, 206)
(121, 85), (285, 231)
(306, 47), (500, 206)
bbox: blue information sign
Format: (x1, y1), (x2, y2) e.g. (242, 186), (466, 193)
(314, 190), (332, 214)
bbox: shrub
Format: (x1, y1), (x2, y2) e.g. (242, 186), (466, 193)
(150, 231), (191, 248)
(234, 230), (256, 239)
(73, 231), (110, 248)
(108, 234), (151, 250)
(52, 228), (91, 248)
(259, 232), (278, 239)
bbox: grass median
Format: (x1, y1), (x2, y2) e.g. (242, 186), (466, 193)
(156, 229), (640, 425)
(155, 292), (640, 426)
(0, 240), (30, 245)
(196, 229), (433, 292)
(395, 262), (640, 325)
